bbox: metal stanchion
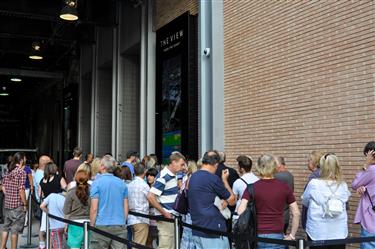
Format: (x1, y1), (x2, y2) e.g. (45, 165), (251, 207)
(45, 213), (50, 249)
(174, 217), (180, 249)
(20, 192), (38, 248)
(298, 239), (305, 249)
(84, 221), (89, 249)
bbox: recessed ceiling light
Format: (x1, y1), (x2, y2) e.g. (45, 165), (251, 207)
(60, 0), (78, 21)
(10, 78), (22, 82)
(29, 42), (43, 60)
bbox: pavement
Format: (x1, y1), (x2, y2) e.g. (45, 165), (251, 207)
(0, 217), (40, 249)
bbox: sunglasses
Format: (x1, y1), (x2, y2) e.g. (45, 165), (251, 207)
(324, 153), (335, 159)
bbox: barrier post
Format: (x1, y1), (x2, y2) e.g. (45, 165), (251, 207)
(20, 192), (38, 248)
(83, 221), (89, 249)
(174, 217), (180, 249)
(298, 239), (304, 249)
(45, 213), (50, 249)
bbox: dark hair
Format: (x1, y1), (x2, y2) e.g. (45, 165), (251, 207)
(114, 166), (132, 181)
(277, 156), (285, 165)
(236, 155), (252, 172)
(75, 170), (90, 206)
(364, 141), (375, 156)
(8, 152), (25, 173)
(126, 151), (139, 159)
(85, 153), (93, 161)
(44, 162), (57, 180)
(201, 150), (220, 165)
(134, 163), (146, 176)
(73, 147), (83, 157)
(146, 168), (158, 177)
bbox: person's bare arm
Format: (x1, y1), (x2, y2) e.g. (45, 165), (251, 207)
(284, 202), (300, 240)
(27, 173), (34, 194)
(147, 192), (173, 219)
(19, 188), (27, 212)
(60, 177), (67, 190)
(90, 198), (98, 226)
(237, 199), (248, 215)
(222, 169), (236, 206)
(40, 201), (48, 213)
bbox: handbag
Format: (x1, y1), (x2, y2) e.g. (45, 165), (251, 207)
(173, 179), (189, 214)
(365, 190), (375, 212)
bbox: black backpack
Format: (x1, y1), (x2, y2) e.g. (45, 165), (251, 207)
(233, 184), (257, 249)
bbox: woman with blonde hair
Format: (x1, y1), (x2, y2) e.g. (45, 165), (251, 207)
(91, 157), (101, 180)
(67, 163), (92, 190)
(238, 155), (300, 249)
(302, 153), (350, 248)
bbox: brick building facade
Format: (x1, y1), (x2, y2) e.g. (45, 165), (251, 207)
(154, 1), (375, 244)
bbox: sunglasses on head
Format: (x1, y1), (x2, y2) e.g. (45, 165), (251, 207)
(324, 153), (335, 159)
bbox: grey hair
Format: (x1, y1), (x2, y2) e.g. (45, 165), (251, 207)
(218, 151), (226, 163)
(101, 155), (117, 173)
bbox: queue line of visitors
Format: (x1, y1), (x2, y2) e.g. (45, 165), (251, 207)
(1, 142), (375, 249)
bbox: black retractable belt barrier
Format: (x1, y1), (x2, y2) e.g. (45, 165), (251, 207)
(47, 213), (84, 227)
(88, 224), (152, 249)
(129, 211), (175, 223)
(307, 236), (375, 247)
(47, 213), (153, 249)
(180, 220), (298, 247)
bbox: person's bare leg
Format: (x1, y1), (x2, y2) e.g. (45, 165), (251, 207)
(10, 233), (18, 249)
(39, 231), (46, 248)
(1, 231), (9, 249)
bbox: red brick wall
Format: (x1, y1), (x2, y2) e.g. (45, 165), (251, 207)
(154, 0), (198, 30)
(224, 1), (375, 244)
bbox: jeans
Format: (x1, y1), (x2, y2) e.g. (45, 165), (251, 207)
(361, 226), (375, 249)
(193, 236), (229, 249)
(257, 233), (284, 249)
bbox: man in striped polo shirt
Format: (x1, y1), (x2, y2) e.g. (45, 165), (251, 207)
(148, 152), (186, 249)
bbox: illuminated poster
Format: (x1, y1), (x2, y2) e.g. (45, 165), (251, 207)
(156, 12), (197, 164)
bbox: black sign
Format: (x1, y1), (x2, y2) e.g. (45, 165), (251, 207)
(156, 12), (198, 164)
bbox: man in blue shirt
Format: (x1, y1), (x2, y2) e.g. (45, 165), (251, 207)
(188, 150), (236, 249)
(121, 151), (139, 177)
(90, 155), (129, 249)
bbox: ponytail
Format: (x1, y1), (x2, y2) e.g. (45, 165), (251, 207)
(75, 170), (89, 206)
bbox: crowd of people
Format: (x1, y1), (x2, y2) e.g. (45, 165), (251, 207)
(0, 141), (374, 249)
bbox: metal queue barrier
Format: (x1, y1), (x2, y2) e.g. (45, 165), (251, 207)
(38, 207), (375, 249)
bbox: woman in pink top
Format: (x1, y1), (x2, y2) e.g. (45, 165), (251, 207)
(352, 141), (375, 249)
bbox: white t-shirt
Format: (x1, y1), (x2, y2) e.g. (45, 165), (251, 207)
(302, 179), (351, 240)
(67, 180), (93, 190)
(43, 193), (66, 229)
(232, 172), (259, 212)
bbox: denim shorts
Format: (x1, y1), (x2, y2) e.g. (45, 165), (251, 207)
(257, 233), (284, 249)
(361, 226), (375, 249)
(193, 235), (230, 249)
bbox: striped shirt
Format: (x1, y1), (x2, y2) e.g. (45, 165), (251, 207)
(149, 167), (178, 215)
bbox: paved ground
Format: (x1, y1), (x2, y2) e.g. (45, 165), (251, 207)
(0, 218), (40, 249)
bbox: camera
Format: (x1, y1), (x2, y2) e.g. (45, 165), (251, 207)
(203, 48), (210, 57)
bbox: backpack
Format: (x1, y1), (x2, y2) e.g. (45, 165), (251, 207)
(233, 184), (257, 249)
(324, 183), (344, 217)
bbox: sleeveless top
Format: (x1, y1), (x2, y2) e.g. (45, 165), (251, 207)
(40, 174), (62, 198)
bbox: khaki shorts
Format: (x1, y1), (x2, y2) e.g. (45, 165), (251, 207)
(3, 207), (26, 234)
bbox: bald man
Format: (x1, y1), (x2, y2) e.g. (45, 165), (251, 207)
(34, 155), (51, 202)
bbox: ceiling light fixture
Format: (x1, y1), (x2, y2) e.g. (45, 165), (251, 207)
(29, 42), (43, 60)
(60, 0), (79, 21)
(0, 87), (9, 96)
(10, 77), (22, 82)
